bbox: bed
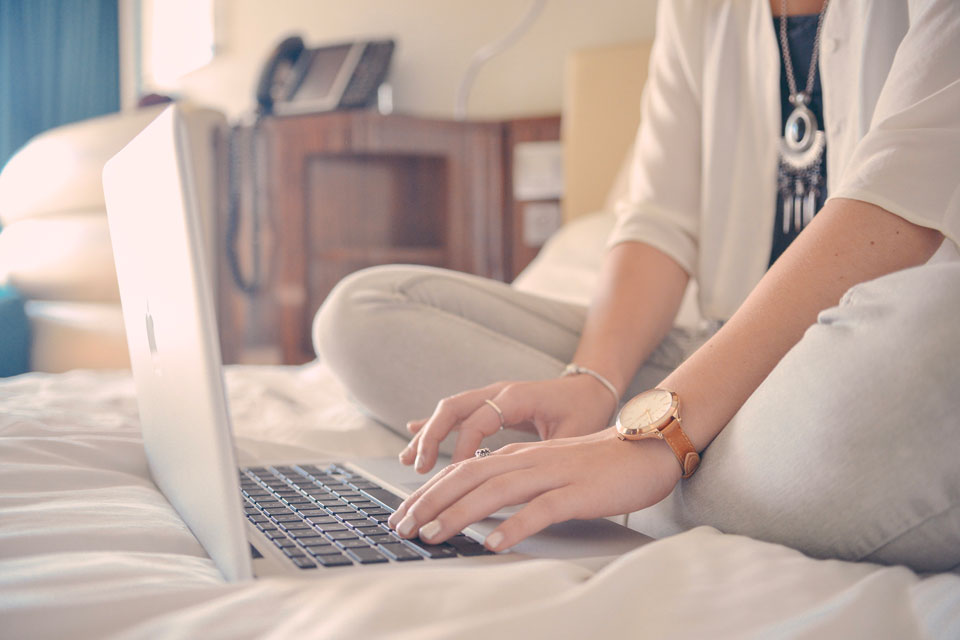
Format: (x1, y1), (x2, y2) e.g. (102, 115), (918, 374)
(3, 212), (960, 640)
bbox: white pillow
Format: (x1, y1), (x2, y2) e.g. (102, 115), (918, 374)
(513, 210), (703, 329)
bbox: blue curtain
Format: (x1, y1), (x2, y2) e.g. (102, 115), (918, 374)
(0, 0), (120, 174)
(0, 0), (118, 376)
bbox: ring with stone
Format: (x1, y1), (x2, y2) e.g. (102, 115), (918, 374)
(474, 447), (492, 458)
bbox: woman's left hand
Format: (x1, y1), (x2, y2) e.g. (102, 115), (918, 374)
(387, 427), (683, 551)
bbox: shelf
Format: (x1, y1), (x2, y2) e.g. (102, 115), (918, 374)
(313, 247), (446, 265)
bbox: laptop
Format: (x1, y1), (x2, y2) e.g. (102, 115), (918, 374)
(102, 105), (651, 581)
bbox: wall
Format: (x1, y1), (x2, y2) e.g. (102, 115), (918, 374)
(144, 0), (657, 122)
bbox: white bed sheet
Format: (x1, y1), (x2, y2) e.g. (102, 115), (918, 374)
(2, 363), (959, 639)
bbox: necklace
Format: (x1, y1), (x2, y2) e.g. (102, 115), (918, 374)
(777, 0), (829, 234)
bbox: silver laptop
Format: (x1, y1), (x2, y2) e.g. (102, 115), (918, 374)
(102, 105), (650, 581)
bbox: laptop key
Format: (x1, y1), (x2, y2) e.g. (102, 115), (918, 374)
(360, 488), (403, 511)
(325, 530), (359, 541)
(337, 538), (373, 549)
(363, 511), (391, 524)
(354, 517), (383, 528)
(352, 525), (384, 536)
(264, 507), (296, 518)
(346, 546), (388, 564)
(447, 535), (492, 556)
(327, 505), (356, 514)
(291, 556), (317, 569)
(338, 512), (370, 522)
(379, 543), (424, 562)
(305, 543), (342, 556)
(405, 539), (458, 559)
(272, 514), (301, 523)
(316, 554), (354, 567)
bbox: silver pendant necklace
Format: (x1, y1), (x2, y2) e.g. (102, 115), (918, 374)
(777, 0), (829, 234)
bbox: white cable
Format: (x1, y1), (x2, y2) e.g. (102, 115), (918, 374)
(453, 0), (548, 120)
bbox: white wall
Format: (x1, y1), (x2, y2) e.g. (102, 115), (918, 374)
(145, 0), (657, 122)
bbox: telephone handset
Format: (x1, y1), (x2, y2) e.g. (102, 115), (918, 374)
(255, 36), (306, 116)
(255, 35), (395, 116)
(230, 35), (395, 296)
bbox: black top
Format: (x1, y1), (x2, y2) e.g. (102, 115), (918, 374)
(770, 14), (829, 267)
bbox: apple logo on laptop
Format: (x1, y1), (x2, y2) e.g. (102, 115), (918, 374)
(145, 305), (163, 376)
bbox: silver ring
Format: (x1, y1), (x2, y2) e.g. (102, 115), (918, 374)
(475, 448), (492, 458)
(484, 399), (505, 431)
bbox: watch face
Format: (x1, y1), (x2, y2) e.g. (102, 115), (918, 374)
(616, 389), (675, 438)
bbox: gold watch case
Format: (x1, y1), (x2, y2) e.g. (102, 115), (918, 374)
(615, 388), (678, 440)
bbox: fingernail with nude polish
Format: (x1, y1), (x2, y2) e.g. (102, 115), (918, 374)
(419, 520), (441, 541)
(396, 514), (417, 537)
(485, 532), (504, 551)
(414, 454), (426, 472)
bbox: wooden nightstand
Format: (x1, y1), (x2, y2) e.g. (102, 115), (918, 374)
(218, 111), (559, 365)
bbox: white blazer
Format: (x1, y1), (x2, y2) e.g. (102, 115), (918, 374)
(608, 0), (960, 322)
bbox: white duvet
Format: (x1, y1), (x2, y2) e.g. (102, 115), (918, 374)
(2, 364), (959, 639)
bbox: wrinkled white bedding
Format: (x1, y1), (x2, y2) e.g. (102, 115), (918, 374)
(2, 364), (959, 639)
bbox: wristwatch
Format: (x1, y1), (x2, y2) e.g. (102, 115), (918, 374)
(615, 388), (700, 479)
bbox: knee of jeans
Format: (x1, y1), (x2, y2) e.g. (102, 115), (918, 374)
(312, 265), (414, 367)
(824, 261), (960, 362)
(827, 266), (959, 390)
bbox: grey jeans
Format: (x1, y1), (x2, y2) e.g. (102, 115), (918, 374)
(314, 261), (960, 573)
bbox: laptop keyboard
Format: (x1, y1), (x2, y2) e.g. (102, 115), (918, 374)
(240, 463), (492, 570)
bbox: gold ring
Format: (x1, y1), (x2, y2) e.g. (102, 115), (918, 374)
(484, 399), (505, 431)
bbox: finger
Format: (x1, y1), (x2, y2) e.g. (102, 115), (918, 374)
(458, 384), (537, 439)
(398, 429), (424, 466)
(414, 383), (507, 473)
(449, 383), (539, 463)
(448, 386), (534, 465)
(481, 488), (574, 551)
(449, 420), (490, 463)
(388, 458), (461, 528)
(388, 440), (539, 529)
(414, 467), (561, 546)
(406, 418), (427, 435)
(391, 448), (538, 538)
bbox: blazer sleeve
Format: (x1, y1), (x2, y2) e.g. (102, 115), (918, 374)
(605, 0), (704, 276)
(830, 0), (960, 247)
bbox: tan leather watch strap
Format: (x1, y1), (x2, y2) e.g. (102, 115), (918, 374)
(661, 419), (700, 479)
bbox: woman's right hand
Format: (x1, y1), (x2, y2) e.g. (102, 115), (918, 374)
(399, 374), (620, 473)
